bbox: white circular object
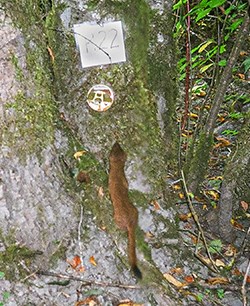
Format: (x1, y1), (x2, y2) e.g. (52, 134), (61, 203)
(87, 84), (114, 112)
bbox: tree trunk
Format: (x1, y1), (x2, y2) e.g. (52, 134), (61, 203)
(0, 1), (179, 305)
(218, 118), (250, 243)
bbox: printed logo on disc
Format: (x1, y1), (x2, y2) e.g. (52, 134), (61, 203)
(87, 84), (114, 112)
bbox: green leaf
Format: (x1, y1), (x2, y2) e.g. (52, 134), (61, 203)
(222, 129), (238, 136)
(198, 40), (214, 53)
(0, 272), (4, 279)
(200, 63), (214, 73)
(217, 289), (225, 299)
(195, 8), (211, 21)
(219, 45), (226, 54)
(188, 192), (195, 199)
(196, 293), (204, 302)
(218, 59), (227, 66)
(230, 18), (243, 32)
(208, 0), (226, 8)
(173, 0), (187, 10)
(209, 239), (222, 253)
(199, 0), (209, 8)
(2, 292), (10, 301)
(225, 5), (234, 15)
(243, 58), (250, 73)
(228, 112), (243, 120)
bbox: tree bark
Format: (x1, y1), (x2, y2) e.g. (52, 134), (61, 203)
(218, 118), (250, 243)
(0, 1), (179, 305)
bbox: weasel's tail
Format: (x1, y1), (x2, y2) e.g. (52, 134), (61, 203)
(128, 227), (142, 279)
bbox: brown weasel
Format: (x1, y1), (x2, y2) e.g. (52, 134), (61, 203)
(109, 142), (142, 279)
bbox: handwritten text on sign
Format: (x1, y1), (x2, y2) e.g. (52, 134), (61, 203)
(73, 21), (126, 68)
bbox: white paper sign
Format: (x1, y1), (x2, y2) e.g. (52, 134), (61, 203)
(73, 21), (126, 68)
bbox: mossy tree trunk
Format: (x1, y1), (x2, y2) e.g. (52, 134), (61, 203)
(0, 0), (179, 304)
(217, 117), (250, 243)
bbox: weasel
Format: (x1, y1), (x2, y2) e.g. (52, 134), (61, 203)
(109, 142), (142, 279)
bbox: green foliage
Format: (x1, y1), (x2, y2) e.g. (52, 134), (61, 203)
(243, 58), (250, 73)
(0, 292), (10, 306)
(187, 192), (194, 199)
(0, 244), (41, 280)
(190, 0), (227, 22)
(0, 272), (10, 306)
(196, 292), (204, 302)
(228, 112), (244, 120)
(208, 239), (222, 253)
(222, 129), (238, 136)
(217, 288), (225, 299)
(208, 178), (222, 189)
(174, 0), (247, 79)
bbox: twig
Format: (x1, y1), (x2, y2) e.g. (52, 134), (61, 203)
(47, 27), (112, 62)
(22, 269), (39, 282)
(188, 281), (249, 292)
(239, 225), (250, 256)
(205, 12), (250, 134)
(78, 204), (84, 265)
(36, 270), (140, 289)
(241, 259), (250, 306)
(181, 0), (192, 132)
(181, 170), (219, 273)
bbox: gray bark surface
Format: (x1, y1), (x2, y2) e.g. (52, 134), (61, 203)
(0, 3), (180, 305)
(218, 119), (250, 243)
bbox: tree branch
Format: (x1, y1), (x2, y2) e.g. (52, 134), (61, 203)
(36, 270), (141, 289)
(205, 13), (250, 134)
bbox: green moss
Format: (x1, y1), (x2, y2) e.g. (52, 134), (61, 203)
(0, 1), (63, 158)
(83, 0), (177, 194)
(49, 241), (67, 267)
(136, 227), (151, 262)
(4, 92), (55, 158)
(0, 244), (42, 281)
(187, 132), (214, 193)
(129, 190), (149, 209)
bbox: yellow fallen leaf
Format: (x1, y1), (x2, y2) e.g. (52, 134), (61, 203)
(224, 244), (237, 257)
(172, 184), (181, 190)
(215, 137), (231, 147)
(97, 186), (105, 199)
(163, 273), (184, 288)
(215, 259), (226, 268)
(236, 73), (245, 80)
(118, 300), (144, 306)
(74, 150), (86, 159)
(205, 190), (220, 200)
(179, 192), (185, 199)
(89, 256), (97, 266)
(196, 89), (206, 97)
(179, 213), (192, 221)
(145, 231), (154, 239)
(240, 51), (248, 56)
(207, 276), (229, 285)
(169, 267), (183, 274)
(47, 46), (55, 62)
(189, 112), (199, 119)
(209, 176), (223, 181)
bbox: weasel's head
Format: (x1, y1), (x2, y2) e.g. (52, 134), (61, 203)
(109, 142), (127, 163)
